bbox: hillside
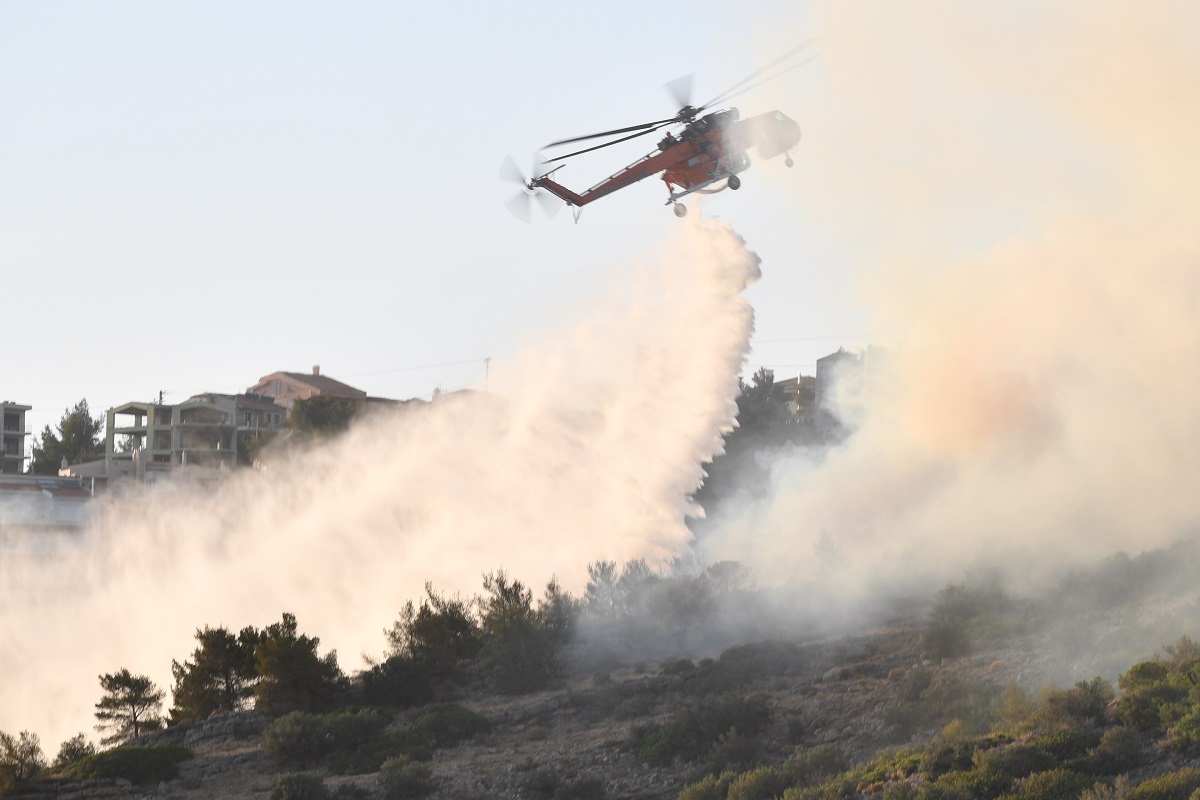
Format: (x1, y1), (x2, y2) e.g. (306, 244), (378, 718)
(12, 549), (1200, 800)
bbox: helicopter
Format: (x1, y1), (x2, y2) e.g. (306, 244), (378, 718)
(502, 42), (814, 221)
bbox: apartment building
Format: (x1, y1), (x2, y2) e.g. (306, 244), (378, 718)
(0, 401), (31, 474)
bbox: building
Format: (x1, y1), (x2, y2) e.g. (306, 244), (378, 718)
(1, 401), (31, 474)
(772, 375), (817, 418)
(249, 366), (367, 414)
(105, 392), (285, 470)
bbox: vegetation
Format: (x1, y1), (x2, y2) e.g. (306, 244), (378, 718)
(72, 744), (193, 784)
(271, 772), (330, 800)
(94, 669), (165, 745)
(29, 399), (104, 473)
(289, 396), (360, 439)
(50, 733), (95, 773)
(170, 625), (262, 723)
(253, 613), (347, 716)
(14, 556), (1200, 799)
(0, 730), (45, 790)
(263, 702), (489, 777)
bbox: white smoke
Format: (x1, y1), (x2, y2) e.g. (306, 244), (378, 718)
(0, 218), (760, 748)
(698, 2), (1200, 594)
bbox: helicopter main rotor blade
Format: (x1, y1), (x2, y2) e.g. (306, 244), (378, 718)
(665, 73), (694, 110)
(543, 121), (674, 163)
(544, 116), (678, 149)
(709, 53), (820, 108)
(698, 38), (819, 111)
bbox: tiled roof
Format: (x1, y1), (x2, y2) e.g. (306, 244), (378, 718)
(279, 372), (367, 398)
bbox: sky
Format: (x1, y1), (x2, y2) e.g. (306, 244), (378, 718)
(0, 0), (858, 442)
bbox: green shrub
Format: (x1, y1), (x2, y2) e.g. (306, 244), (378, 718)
(633, 694), (770, 766)
(264, 712), (331, 768)
(360, 657), (434, 709)
(380, 755), (433, 799)
(1125, 768), (1200, 800)
(1025, 730), (1097, 762)
(998, 769), (1095, 800)
(974, 742), (1057, 781)
(678, 772), (737, 800)
(265, 708), (397, 775)
(1166, 709), (1200, 755)
(331, 785), (371, 800)
(271, 772), (330, 800)
(406, 703), (490, 749)
(1031, 679), (1112, 730)
(923, 768), (1010, 800)
(72, 745), (194, 785)
(784, 745), (849, 786)
(727, 766), (789, 800)
(1086, 727), (1144, 773)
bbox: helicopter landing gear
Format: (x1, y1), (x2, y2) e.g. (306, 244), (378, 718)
(673, 202), (688, 218)
(784, 155), (794, 168)
(727, 174), (741, 190)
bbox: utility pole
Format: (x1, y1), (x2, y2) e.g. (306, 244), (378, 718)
(484, 357), (491, 392)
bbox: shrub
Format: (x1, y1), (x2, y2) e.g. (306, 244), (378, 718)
(633, 694), (770, 766)
(380, 755), (433, 799)
(360, 656), (434, 709)
(1026, 730), (1097, 762)
(974, 742), (1057, 781)
(924, 768), (1010, 800)
(726, 766), (789, 800)
(72, 745), (194, 785)
(998, 769), (1096, 800)
(264, 712), (330, 768)
(708, 727), (763, 773)
(678, 772), (737, 800)
(386, 585), (481, 679)
(1087, 727), (1145, 773)
(0, 730), (46, 782)
(1125, 768), (1200, 800)
(271, 772), (330, 800)
(405, 703), (490, 749)
(51, 733), (96, 773)
(1031, 679), (1113, 730)
(265, 708), (395, 775)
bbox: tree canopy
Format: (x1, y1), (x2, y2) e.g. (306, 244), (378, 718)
(288, 396), (359, 439)
(170, 626), (262, 725)
(94, 670), (164, 746)
(30, 399), (104, 474)
(253, 613), (345, 716)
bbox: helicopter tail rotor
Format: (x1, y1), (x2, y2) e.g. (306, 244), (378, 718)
(500, 154), (564, 223)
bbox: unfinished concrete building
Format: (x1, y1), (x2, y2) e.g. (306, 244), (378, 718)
(1, 402), (31, 474)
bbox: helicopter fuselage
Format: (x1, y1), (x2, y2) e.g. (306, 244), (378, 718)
(534, 109), (800, 211)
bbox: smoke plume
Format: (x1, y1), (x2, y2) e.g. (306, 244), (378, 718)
(699, 2), (1200, 593)
(0, 218), (760, 747)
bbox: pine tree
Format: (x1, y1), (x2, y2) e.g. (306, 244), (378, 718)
(94, 669), (164, 746)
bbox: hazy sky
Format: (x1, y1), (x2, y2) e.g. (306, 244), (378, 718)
(0, 1), (857, 439)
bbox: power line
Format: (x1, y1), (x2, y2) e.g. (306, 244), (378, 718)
(345, 357), (508, 379)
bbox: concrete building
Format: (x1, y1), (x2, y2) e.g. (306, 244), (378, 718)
(773, 375), (817, 418)
(1, 401), (31, 474)
(106, 392), (285, 470)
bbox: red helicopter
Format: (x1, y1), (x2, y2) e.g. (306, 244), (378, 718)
(502, 43), (813, 221)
